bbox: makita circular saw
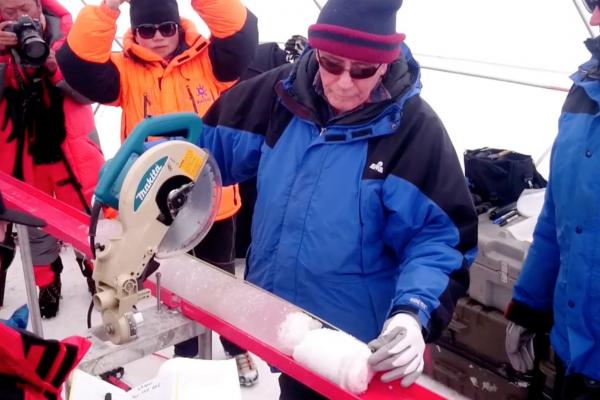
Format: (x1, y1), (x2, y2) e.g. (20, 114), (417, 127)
(88, 113), (221, 344)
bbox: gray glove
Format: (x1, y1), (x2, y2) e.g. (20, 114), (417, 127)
(505, 322), (535, 372)
(367, 313), (425, 387)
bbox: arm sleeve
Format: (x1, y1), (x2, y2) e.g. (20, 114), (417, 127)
(48, 64), (93, 104)
(56, 4), (121, 105)
(506, 166), (559, 332)
(199, 70), (288, 184)
(191, 0), (258, 82)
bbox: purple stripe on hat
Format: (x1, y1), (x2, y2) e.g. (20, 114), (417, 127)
(309, 24), (405, 63)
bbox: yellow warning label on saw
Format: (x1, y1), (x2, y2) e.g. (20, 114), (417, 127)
(179, 149), (206, 179)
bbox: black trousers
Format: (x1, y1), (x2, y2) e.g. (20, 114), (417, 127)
(553, 357), (600, 400)
(278, 374), (327, 400)
(174, 216), (246, 357)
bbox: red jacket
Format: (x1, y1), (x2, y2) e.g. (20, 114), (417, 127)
(0, 322), (90, 400)
(0, 0), (104, 212)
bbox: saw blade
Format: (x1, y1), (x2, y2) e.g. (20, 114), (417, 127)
(156, 154), (221, 257)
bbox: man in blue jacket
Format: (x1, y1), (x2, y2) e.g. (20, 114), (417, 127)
(505, 2), (600, 398)
(200, 0), (478, 397)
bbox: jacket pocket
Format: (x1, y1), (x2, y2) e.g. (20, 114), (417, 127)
(358, 182), (386, 275)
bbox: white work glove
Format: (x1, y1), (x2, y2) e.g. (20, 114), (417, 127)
(367, 313), (425, 387)
(505, 322), (535, 372)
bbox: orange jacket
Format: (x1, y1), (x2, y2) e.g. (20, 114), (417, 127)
(58, 0), (258, 219)
(0, 0), (104, 212)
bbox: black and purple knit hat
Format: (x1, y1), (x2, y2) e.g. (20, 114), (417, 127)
(308, 0), (405, 64)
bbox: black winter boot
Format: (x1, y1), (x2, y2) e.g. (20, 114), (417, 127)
(39, 258), (63, 319)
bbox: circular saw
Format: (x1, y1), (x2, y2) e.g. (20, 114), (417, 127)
(88, 113), (221, 344)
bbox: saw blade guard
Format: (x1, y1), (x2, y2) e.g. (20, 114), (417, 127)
(156, 152), (221, 257)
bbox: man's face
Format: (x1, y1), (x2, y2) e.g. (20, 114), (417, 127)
(134, 23), (180, 60)
(590, 1), (600, 28)
(0, 0), (40, 22)
(317, 51), (388, 114)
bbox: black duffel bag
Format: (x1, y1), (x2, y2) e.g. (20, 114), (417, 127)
(464, 147), (547, 208)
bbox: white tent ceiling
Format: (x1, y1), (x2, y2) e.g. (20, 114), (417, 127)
(66, 0), (594, 177)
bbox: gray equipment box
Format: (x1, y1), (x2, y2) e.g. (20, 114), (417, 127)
(469, 214), (530, 312)
(440, 297), (512, 367)
(426, 343), (531, 400)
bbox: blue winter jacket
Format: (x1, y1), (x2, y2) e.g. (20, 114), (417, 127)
(200, 46), (478, 343)
(508, 57), (600, 380)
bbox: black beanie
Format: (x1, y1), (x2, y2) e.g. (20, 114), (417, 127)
(129, 0), (180, 29)
(308, 0), (405, 63)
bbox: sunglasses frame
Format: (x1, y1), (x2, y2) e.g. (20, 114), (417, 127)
(136, 21), (179, 40)
(316, 50), (382, 80)
(584, 0), (600, 13)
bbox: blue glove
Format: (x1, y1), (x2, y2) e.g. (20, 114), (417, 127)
(1, 304), (28, 329)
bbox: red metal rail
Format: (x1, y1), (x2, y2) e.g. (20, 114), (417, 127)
(0, 171), (446, 399)
(146, 280), (446, 400)
(0, 172), (92, 259)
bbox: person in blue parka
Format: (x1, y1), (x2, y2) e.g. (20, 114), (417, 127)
(505, 2), (600, 399)
(199, 0), (478, 397)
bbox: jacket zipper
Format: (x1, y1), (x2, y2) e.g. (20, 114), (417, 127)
(186, 85), (199, 114)
(143, 94), (151, 118)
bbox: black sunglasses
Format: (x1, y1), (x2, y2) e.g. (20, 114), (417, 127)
(316, 51), (382, 80)
(584, 0), (600, 13)
(136, 22), (178, 40)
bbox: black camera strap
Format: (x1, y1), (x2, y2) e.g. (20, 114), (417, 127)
(4, 51), (32, 180)
(2, 55), (90, 214)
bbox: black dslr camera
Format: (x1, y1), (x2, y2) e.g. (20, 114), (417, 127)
(4, 16), (49, 67)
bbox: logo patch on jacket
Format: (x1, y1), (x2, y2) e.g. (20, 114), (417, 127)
(196, 85), (211, 104)
(369, 161), (384, 173)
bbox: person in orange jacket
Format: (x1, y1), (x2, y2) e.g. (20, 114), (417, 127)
(56, 0), (259, 386)
(0, 0), (105, 319)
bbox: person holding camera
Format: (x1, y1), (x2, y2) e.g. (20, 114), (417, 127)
(56, 0), (259, 386)
(0, 0), (104, 319)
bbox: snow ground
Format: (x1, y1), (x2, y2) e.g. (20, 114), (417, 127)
(0, 247), (467, 399)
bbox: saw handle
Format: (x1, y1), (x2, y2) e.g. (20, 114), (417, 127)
(123, 112), (203, 155)
(94, 113), (203, 208)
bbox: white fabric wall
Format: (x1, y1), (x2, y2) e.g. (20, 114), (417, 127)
(66, 1), (592, 177)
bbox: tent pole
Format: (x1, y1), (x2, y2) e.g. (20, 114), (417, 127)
(572, 0), (595, 38)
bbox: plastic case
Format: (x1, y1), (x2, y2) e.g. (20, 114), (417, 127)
(436, 297), (554, 399)
(440, 297), (513, 367)
(468, 214), (530, 312)
(425, 343), (530, 400)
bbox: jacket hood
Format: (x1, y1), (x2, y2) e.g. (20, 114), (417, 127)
(278, 43), (421, 127)
(123, 18), (207, 64)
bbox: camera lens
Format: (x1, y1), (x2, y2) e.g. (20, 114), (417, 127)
(6, 16), (50, 67)
(23, 38), (48, 62)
